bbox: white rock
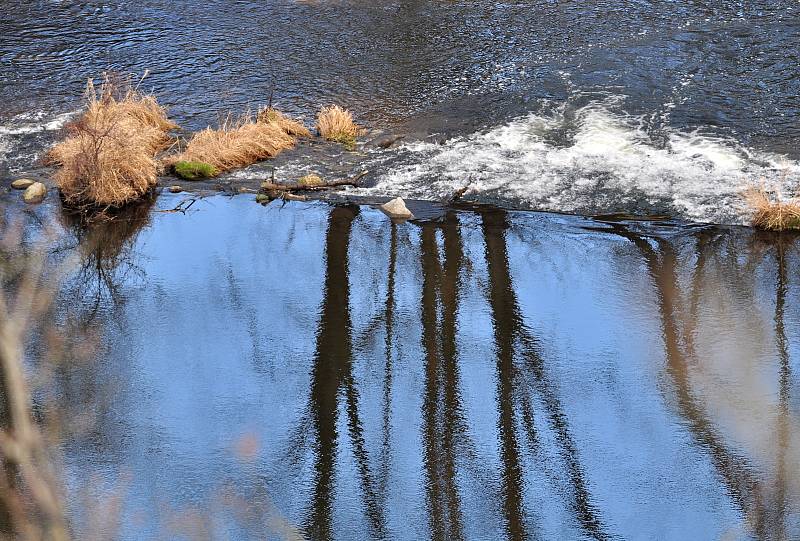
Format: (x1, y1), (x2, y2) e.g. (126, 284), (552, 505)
(380, 197), (414, 220)
(22, 182), (47, 204)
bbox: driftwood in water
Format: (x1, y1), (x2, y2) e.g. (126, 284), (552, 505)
(449, 184), (471, 203)
(261, 170), (368, 193)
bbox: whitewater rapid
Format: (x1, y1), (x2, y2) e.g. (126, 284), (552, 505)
(359, 103), (799, 225)
(0, 110), (75, 171)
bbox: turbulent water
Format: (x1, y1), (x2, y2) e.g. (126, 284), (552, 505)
(2, 0), (799, 223)
(359, 99), (800, 224)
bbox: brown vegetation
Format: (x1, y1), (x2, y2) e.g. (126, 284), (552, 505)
(257, 107), (311, 138)
(47, 76), (177, 208)
(316, 106), (362, 149)
(743, 186), (800, 231)
(166, 110), (308, 174)
(0, 228), (71, 541)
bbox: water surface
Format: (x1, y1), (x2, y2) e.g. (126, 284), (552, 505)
(36, 195), (800, 540)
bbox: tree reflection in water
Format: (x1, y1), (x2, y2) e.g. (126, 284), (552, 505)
(32, 198), (800, 540)
(56, 197), (155, 320)
(606, 222), (800, 541)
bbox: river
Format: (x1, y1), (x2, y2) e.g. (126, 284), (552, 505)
(1, 1), (800, 539)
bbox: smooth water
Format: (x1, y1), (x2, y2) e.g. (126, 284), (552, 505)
(1, 0), (799, 222)
(25, 196), (798, 540)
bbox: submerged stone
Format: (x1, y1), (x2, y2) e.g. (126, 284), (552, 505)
(380, 197), (414, 220)
(174, 161), (217, 181)
(372, 134), (404, 149)
(22, 182), (46, 204)
(169, 185), (183, 193)
(11, 178), (35, 190)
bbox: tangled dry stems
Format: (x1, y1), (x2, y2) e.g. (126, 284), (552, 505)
(47, 76), (176, 208)
(167, 109), (308, 174)
(743, 186), (800, 231)
(316, 105), (362, 149)
(257, 107), (311, 138)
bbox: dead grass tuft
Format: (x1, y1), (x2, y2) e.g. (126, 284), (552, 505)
(316, 105), (362, 149)
(743, 186), (800, 231)
(47, 74), (177, 208)
(166, 114), (298, 174)
(257, 107), (311, 138)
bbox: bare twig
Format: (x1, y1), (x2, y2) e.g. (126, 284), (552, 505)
(155, 198), (197, 214)
(449, 183), (472, 204)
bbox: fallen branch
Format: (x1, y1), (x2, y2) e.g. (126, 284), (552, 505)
(155, 198), (197, 214)
(261, 170), (368, 193)
(449, 184), (471, 203)
(281, 192), (308, 202)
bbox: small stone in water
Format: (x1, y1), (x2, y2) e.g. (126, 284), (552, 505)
(169, 185), (183, 193)
(255, 193), (270, 204)
(380, 197), (414, 220)
(22, 182), (47, 204)
(11, 178), (34, 190)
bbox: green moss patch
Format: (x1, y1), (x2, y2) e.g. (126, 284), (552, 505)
(174, 161), (218, 181)
(328, 133), (357, 151)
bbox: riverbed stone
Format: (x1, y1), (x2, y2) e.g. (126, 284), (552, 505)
(169, 185), (183, 193)
(11, 178), (35, 190)
(380, 197), (414, 220)
(255, 193), (270, 204)
(22, 182), (47, 204)
(372, 134), (405, 149)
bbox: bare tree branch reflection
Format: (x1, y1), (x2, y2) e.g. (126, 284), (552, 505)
(55, 198), (155, 322)
(606, 222), (799, 540)
(481, 209), (609, 541)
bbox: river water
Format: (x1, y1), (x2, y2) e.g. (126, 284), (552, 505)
(1, 0), (799, 223)
(4, 195), (786, 540)
(2, 1), (800, 539)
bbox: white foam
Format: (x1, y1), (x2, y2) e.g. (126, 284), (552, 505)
(0, 110), (76, 136)
(0, 110), (77, 169)
(360, 103), (799, 225)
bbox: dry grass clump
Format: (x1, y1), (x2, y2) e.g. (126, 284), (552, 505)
(47, 76), (177, 208)
(743, 186), (800, 231)
(257, 107), (311, 138)
(166, 114), (297, 173)
(167, 108), (308, 175)
(316, 105), (362, 150)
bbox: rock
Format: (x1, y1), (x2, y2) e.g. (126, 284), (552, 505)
(169, 185), (183, 193)
(298, 174), (323, 187)
(372, 134), (405, 149)
(11, 178), (34, 190)
(380, 197), (414, 220)
(255, 193), (270, 204)
(22, 182), (47, 204)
